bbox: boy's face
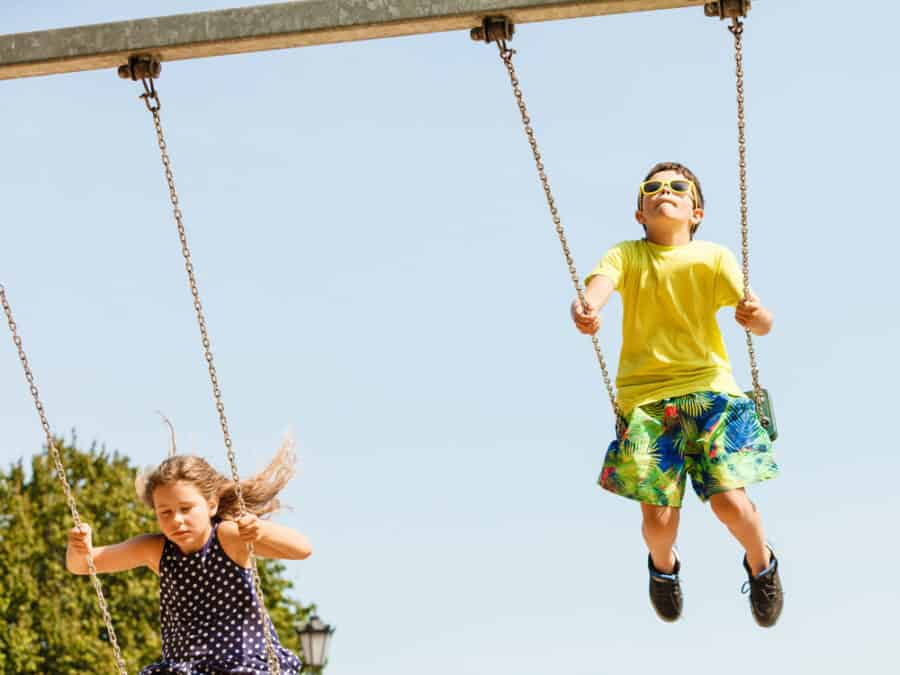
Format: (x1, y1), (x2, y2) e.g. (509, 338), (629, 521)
(635, 169), (703, 237)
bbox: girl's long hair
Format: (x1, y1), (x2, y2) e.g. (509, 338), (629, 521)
(136, 437), (296, 520)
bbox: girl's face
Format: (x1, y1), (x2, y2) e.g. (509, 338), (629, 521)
(153, 481), (218, 554)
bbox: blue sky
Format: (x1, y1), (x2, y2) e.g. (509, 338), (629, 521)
(2, 2), (898, 674)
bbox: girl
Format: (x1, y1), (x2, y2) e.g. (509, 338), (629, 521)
(66, 440), (312, 674)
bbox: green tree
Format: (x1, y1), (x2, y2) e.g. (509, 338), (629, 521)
(0, 438), (315, 674)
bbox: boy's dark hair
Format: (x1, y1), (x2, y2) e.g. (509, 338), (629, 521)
(638, 161), (705, 236)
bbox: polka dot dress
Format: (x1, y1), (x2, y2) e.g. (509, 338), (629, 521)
(140, 521), (302, 675)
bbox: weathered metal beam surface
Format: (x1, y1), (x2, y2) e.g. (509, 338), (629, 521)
(0, 0), (707, 81)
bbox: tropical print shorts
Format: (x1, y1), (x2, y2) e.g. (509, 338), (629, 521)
(599, 391), (778, 507)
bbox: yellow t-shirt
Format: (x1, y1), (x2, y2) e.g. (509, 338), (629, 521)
(585, 239), (746, 414)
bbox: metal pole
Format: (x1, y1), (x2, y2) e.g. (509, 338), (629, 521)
(1, 0), (706, 80)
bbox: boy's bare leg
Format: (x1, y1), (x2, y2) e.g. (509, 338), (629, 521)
(641, 503), (680, 573)
(709, 488), (771, 575)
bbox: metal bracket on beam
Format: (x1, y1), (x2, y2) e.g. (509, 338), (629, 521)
(117, 55), (162, 112)
(116, 55), (161, 81)
(703, 0), (750, 19)
(470, 17), (515, 43)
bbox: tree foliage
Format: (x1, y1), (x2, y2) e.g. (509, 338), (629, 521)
(0, 438), (314, 674)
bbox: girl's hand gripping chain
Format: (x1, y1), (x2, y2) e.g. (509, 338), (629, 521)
(68, 523), (93, 554)
(236, 513), (263, 544)
(227, 513), (313, 560)
(66, 523), (94, 573)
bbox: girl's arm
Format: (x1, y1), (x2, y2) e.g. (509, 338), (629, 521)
(218, 516), (312, 565)
(67, 524), (164, 576)
(571, 275), (615, 335)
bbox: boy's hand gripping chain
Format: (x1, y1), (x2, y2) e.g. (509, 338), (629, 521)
(1, 285), (129, 675)
(472, 18), (623, 430)
(122, 56), (282, 675)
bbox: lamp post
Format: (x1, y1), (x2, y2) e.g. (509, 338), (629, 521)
(296, 614), (335, 674)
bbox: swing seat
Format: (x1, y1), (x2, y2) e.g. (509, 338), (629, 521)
(744, 387), (777, 441)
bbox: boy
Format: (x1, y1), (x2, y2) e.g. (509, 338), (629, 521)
(570, 162), (782, 627)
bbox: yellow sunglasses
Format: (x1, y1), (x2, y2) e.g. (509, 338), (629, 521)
(638, 179), (697, 206)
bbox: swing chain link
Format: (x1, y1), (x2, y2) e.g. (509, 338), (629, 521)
(0, 285), (129, 675)
(137, 76), (283, 675)
(728, 19), (765, 422)
(492, 38), (622, 423)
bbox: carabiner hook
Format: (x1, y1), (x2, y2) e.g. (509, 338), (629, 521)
(140, 76), (161, 113)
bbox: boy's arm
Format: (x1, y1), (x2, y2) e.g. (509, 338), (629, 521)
(735, 291), (774, 336)
(218, 516), (312, 564)
(571, 275), (615, 335)
(67, 525), (164, 575)
(718, 248), (772, 335)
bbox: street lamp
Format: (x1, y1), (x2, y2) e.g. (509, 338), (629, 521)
(296, 614), (335, 673)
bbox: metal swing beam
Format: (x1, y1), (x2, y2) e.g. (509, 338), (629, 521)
(0, 0), (720, 81)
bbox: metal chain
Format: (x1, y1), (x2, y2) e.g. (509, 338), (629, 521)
(137, 77), (282, 675)
(728, 19), (765, 419)
(493, 41), (621, 420)
(0, 285), (129, 675)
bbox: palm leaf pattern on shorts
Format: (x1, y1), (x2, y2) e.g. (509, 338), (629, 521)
(600, 392), (777, 507)
(671, 416), (699, 457)
(618, 430), (661, 471)
(642, 399), (668, 420)
(672, 391), (715, 418)
(721, 449), (778, 489)
(613, 448), (660, 486)
(723, 400), (769, 454)
(601, 428), (666, 500)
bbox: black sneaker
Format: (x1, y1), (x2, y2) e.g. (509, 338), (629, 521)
(648, 553), (682, 622)
(742, 549), (784, 627)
